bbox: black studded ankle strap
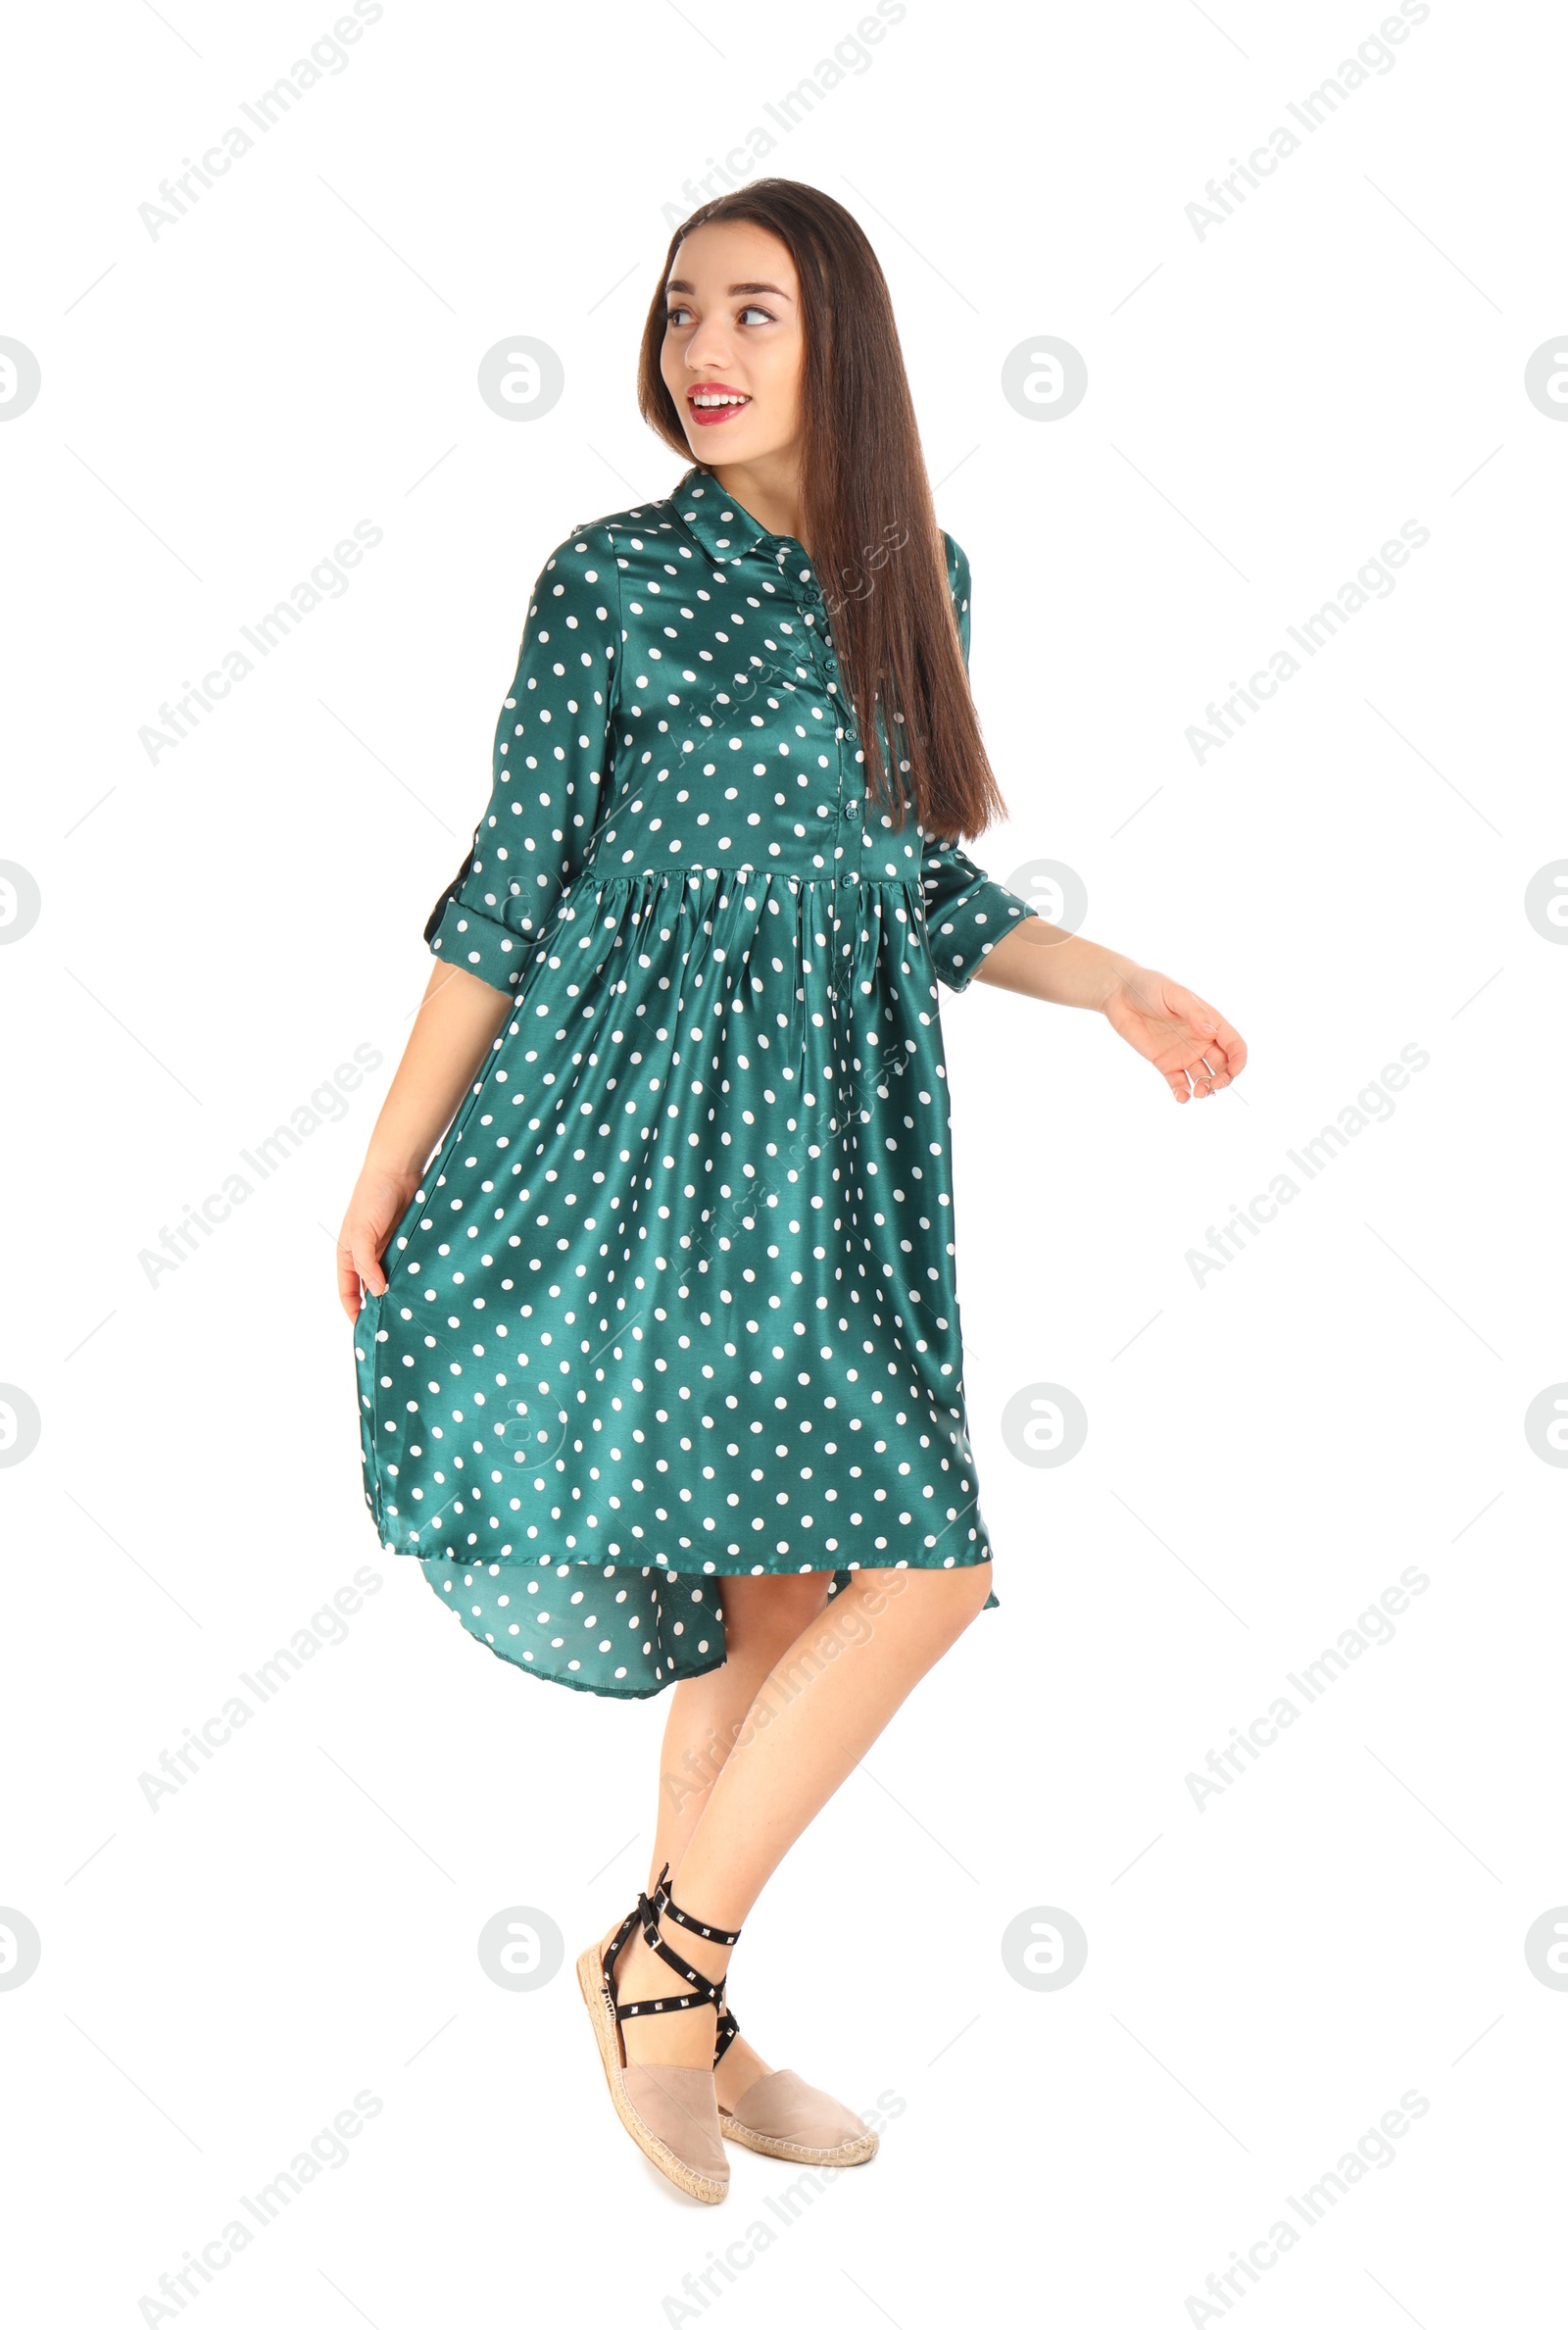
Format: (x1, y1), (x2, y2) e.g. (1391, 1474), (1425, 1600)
(606, 1864), (744, 2036)
(599, 1867), (747, 2059)
(651, 1860), (744, 1948)
(712, 2000), (741, 2064)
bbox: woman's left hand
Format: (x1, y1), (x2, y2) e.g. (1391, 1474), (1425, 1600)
(1103, 969), (1248, 1103)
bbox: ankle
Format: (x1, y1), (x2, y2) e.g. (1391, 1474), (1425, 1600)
(612, 1930), (718, 2068)
(669, 1924), (732, 1992)
(661, 1861), (747, 1946)
(613, 1921), (728, 2010)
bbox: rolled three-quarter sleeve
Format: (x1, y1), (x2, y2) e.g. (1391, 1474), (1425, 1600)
(921, 533), (1039, 992)
(424, 525), (619, 993)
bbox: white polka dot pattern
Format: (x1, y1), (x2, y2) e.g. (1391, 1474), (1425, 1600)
(352, 465), (1038, 1697)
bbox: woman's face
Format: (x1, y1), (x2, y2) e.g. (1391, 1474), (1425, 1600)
(660, 221), (804, 466)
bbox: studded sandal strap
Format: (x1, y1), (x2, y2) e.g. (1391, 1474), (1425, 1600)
(612, 1862), (742, 2032)
(610, 1896), (645, 1960)
(652, 1867), (744, 1950)
(649, 1866), (745, 2061)
(612, 1880), (722, 2027)
(636, 1896), (727, 2001)
(600, 1895), (646, 2013)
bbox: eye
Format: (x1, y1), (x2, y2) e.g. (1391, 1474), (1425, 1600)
(663, 302), (777, 328)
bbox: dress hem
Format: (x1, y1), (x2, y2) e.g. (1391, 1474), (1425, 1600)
(416, 1555), (998, 1701)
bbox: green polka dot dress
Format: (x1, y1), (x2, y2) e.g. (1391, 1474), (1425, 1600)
(353, 465), (1040, 1697)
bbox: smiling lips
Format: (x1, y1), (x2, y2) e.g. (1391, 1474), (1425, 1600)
(688, 384), (752, 427)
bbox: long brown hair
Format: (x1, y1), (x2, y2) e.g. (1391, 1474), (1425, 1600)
(636, 178), (1008, 843)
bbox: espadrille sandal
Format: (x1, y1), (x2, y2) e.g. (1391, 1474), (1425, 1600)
(576, 1863), (743, 2206)
(718, 2067), (880, 2166)
(643, 1871), (880, 2169)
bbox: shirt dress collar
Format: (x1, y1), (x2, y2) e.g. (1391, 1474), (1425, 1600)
(674, 465), (821, 598)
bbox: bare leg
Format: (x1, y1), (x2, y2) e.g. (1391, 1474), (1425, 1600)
(610, 1561), (992, 2082)
(599, 1571), (830, 2106)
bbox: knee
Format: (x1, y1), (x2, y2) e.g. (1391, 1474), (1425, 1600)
(722, 1571), (832, 1662)
(908, 1559), (994, 1642)
(854, 1559), (993, 1642)
(943, 1560), (995, 1630)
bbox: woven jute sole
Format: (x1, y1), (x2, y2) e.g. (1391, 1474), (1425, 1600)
(717, 2113), (880, 2167)
(575, 1945), (728, 2206)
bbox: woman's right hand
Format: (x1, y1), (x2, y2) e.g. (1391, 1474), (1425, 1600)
(337, 1163), (421, 1321)
(334, 959), (512, 1323)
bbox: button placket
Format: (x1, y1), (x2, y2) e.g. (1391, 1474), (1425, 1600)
(797, 575), (859, 839)
(769, 543), (854, 866)
(803, 584), (849, 976)
(825, 638), (864, 843)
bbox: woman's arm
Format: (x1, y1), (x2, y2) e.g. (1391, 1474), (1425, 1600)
(934, 534), (1246, 1099)
(339, 524), (620, 1320)
(972, 917), (1137, 1010)
(336, 961), (512, 1319)
(974, 918), (1248, 1105)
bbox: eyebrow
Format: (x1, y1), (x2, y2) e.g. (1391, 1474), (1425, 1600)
(664, 280), (794, 300)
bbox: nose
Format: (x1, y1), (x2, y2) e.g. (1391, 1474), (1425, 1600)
(684, 318), (735, 371)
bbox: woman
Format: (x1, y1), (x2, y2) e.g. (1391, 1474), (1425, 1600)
(337, 179), (1245, 2206)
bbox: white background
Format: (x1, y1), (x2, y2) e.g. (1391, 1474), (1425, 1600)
(3, 2), (1564, 2322)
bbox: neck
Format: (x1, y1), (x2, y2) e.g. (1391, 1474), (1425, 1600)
(697, 453), (810, 560)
